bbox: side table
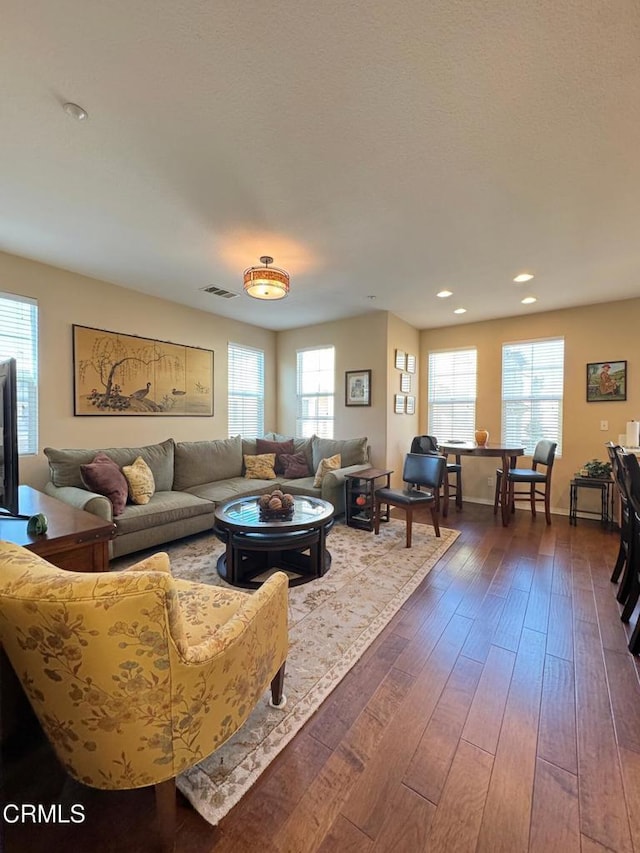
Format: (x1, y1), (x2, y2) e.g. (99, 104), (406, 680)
(345, 468), (393, 531)
(569, 477), (614, 527)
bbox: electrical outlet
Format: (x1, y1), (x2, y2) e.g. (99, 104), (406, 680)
(600, 420), (608, 431)
(487, 477), (494, 487)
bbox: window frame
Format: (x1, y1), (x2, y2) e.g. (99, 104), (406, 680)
(296, 346), (335, 438)
(427, 347), (478, 442)
(0, 292), (38, 455)
(227, 342), (265, 438)
(501, 336), (564, 456)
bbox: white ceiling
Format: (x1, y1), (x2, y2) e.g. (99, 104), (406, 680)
(2, 1), (640, 332)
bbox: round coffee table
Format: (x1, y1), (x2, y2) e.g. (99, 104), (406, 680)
(213, 495), (334, 588)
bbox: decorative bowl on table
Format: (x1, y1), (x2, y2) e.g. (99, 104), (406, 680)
(258, 490), (295, 521)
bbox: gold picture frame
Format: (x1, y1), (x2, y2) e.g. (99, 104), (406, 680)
(73, 325), (214, 416)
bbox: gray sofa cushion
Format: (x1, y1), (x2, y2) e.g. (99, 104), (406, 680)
(114, 490), (213, 536)
(311, 436), (369, 470)
(185, 476), (275, 505)
(44, 439), (175, 491)
(174, 435), (243, 490)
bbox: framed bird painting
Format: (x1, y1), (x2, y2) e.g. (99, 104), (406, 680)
(72, 325), (214, 416)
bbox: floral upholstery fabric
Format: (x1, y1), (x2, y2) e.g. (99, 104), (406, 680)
(0, 541), (289, 791)
(122, 456), (156, 505)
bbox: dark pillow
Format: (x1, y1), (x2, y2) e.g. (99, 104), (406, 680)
(80, 452), (129, 516)
(256, 438), (295, 475)
(279, 451), (311, 479)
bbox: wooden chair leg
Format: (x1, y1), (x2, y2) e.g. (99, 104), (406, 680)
(405, 508), (413, 548)
(442, 476), (449, 518)
(430, 505), (441, 537)
(455, 469), (463, 510)
(493, 472), (501, 514)
(270, 661), (286, 706)
(544, 484), (552, 524)
(530, 484), (536, 517)
(374, 498), (382, 535)
(155, 779), (176, 853)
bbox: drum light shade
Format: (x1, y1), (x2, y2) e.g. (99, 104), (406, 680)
(243, 256), (290, 300)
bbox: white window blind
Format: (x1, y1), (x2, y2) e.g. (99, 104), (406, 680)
(428, 348), (477, 441)
(0, 292), (38, 455)
(501, 337), (564, 456)
(296, 347), (334, 438)
(228, 343), (264, 437)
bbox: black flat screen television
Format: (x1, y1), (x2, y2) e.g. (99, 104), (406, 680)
(0, 357), (20, 517)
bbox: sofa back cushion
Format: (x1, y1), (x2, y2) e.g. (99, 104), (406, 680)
(311, 436), (368, 471)
(45, 439), (175, 491)
(174, 435), (243, 490)
(264, 433), (313, 472)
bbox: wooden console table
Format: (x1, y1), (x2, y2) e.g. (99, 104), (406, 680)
(0, 485), (115, 571)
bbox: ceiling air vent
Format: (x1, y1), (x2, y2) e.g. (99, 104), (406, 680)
(200, 285), (240, 299)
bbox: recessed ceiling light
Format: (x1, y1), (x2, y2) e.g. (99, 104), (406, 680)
(454, 308), (467, 314)
(521, 296), (537, 304)
(63, 102), (88, 121)
(513, 273), (534, 283)
(437, 290), (453, 298)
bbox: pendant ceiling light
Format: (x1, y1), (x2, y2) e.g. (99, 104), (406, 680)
(243, 256), (290, 300)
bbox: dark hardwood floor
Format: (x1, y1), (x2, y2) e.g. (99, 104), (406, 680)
(3, 504), (640, 852)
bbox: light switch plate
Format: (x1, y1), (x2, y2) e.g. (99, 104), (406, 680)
(600, 420), (608, 431)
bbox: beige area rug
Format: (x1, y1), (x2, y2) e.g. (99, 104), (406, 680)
(118, 519), (459, 825)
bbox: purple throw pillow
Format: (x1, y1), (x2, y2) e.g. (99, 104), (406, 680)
(256, 438), (295, 475)
(279, 451), (311, 479)
(80, 452), (129, 516)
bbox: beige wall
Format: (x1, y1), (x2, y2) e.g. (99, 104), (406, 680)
(386, 313), (421, 487)
(276, 313), (388, 469)
(420, 297), (640, 513)
(1, 251), (277, 488)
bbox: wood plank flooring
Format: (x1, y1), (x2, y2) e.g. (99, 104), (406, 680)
(3, 504), (640, 853)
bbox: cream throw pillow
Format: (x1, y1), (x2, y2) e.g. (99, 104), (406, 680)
(244, 453), (277, 480)
(313, 453), (341, 487)
(122, 456), (155, 505)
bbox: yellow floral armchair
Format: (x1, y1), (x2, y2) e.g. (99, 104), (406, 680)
(0, 540), (289, 849)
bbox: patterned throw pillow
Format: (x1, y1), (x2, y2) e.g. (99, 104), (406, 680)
(313, 453), (342, 488)
(279, 452), (311, 479)
(122, 456), (156, 505)
(80, 452), (129, 516)
(244, 453), (277, 480)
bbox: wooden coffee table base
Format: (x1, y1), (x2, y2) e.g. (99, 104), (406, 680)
(215, 525), (332, 589)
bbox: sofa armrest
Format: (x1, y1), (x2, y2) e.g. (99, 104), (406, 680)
(321, 463), (372, 514)
(43, 482), (114, 522)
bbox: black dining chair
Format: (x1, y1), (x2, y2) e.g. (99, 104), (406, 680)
(615, 450), (640, 621)
(410, 434), (462, 517)
(493, 439), (557, 524)
(607, 442), (631, 586)
(374, 453), (446, 548)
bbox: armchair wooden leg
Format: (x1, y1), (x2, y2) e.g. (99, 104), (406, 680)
(430, 505), (441, 537)
(155, 778), (176, 853)
(270, 661), (287, 707)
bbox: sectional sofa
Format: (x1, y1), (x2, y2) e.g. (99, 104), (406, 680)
(43, 433), (370, 558)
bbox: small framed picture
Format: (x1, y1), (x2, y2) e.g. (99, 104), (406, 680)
(405, 395), (415, 415)
(406, 354), (416, 374)
(400, 373), (411, 393)
(395, 349), (406, 371)
(394, 394), (405, 414)
(586, 360), (627, 402)
(345, 369), (371, 406)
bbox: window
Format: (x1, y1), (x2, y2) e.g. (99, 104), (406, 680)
(0, 292), (38, 455)
(501, 337), (564, 455)
(428, 348), (477, 441)
(228, 343), (264, 437)
(296, 347), (335, 438)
